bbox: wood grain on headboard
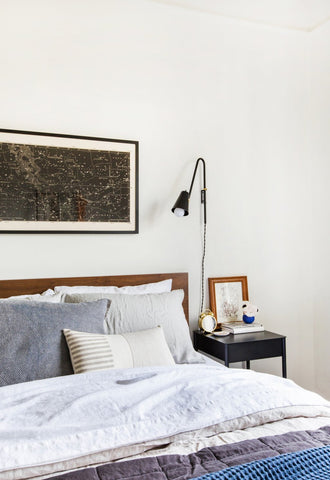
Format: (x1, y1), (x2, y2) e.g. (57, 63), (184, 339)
(0, 272), (189, 321)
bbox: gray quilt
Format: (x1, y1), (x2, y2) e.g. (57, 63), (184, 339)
(50, 425), (330, 479)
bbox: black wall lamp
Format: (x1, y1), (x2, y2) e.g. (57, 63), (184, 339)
(171, 157), (206, 223)
(172, 158), (216, 330)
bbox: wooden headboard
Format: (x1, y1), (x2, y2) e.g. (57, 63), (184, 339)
(0, 272), (189, 321)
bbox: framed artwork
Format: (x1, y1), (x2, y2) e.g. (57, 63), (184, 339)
(0, 129), (138, 233)
(208, 276), (249, 323)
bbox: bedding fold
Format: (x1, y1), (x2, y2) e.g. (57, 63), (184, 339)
(32, 426), (330, 480)
(0, 364), (329, 478)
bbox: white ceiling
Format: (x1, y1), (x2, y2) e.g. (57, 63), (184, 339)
(150, 0), (330, 31)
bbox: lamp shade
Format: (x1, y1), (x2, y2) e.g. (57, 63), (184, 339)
(171, 190), (189, 216)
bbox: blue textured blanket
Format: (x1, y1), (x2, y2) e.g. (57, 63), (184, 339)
(192, 446), (330, 480)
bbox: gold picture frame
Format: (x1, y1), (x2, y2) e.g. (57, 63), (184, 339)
(208, 276), (249, 324)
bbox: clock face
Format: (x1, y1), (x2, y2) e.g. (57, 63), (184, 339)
(201, 314), (217, 333)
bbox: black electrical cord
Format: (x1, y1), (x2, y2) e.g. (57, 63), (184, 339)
(201, 222), (207, 313)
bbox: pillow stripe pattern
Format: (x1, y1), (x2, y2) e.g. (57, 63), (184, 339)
(63, 329), (114, 373)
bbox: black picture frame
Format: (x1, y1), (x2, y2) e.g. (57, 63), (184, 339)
(0, 129), (139, 233)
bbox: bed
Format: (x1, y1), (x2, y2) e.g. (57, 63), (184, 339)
(0, 272), (329, 480)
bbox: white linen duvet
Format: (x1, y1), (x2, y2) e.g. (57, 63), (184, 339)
(0, 364), (329, 480)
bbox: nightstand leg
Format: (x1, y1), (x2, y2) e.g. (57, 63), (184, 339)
(282, 338), (287, 378)
(246, 360), (250, 369)
(224, 347), (229, 368)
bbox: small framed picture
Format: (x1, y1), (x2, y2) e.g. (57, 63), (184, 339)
(208, 276), (249, 323)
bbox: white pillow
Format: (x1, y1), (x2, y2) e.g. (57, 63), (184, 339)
(63, 326), (175, 374)
(54, 278), (172, 295)
(64, 290), (204, 364)
(5, 291), (62, 303)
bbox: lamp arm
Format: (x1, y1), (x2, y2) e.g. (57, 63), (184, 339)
(188, 157), (207, 225)
(172, 157), (208, 314)
(188, 157), (206, 196)
(187, 157), (208, 312)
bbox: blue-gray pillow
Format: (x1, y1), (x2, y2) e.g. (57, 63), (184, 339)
(0, 299), (109, 386)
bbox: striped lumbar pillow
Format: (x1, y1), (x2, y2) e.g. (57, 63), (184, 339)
(63, 326), (175, 374)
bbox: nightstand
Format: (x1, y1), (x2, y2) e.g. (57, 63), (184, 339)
(194, 330), (287, 377)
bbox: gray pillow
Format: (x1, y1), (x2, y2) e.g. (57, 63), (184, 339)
(64, 290), (204, 364)
(0, 299), (109, 386)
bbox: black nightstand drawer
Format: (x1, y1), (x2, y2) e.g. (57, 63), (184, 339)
(227, 338), (284, 363)
(194, 330), (287, 377)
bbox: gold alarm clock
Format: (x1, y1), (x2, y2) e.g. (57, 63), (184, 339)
(198, 309), (217, 333)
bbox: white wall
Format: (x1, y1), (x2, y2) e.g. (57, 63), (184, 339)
(310, 22), (330, 399)
(0, 0), (328, 396)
